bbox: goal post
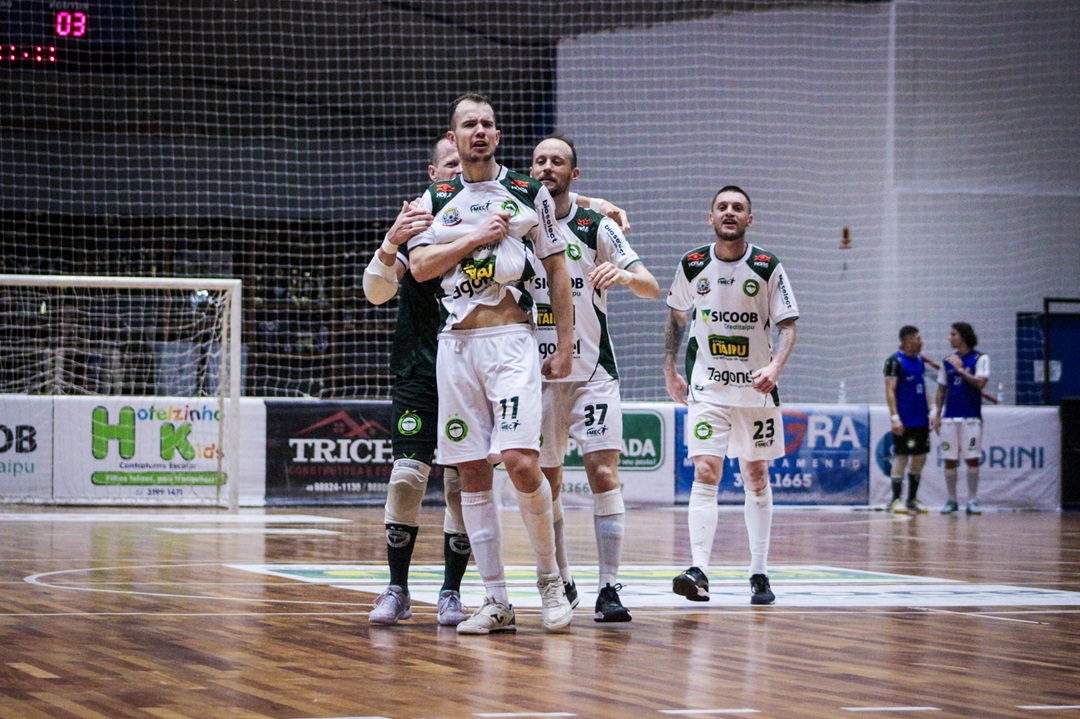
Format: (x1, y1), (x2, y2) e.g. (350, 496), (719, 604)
(0, 275), (243, 510)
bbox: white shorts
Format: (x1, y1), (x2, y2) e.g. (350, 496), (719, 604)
(686, 402), (785, 461)
(539, 379), (624, 468)
(435, 324), (542, 465)
(938, 417), (983, 461)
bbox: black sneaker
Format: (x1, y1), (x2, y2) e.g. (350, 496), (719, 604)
(563, 579), (580, 609)
(594, 583), (632, 623)
(672, 566), (710, 602)
(750, 573), (775, 605)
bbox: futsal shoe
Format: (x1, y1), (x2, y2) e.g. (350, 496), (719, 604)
(538, 574), (574, 631)
(672, 566), (710, 602)
(437, 589), (468, 626)
(456, 597), (516, 635)
(750, 573), (776, 605)
(966, 500), (982, 515)
(594, 583), (632, 623)
(906, 499), (928, 514)
(885, 498), (904, 513)
(941, 500), (960, 514)
(369, 585), (412, 625)
(563, 579), (580, 609)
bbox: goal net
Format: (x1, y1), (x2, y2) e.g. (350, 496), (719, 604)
(1, 0), (1076, 409)
(0, 275), (242, 509)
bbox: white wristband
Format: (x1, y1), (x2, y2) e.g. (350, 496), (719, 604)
(381, 238), (400, 256)
(890, 414), (900, 421)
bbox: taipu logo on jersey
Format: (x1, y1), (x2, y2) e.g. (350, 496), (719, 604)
(442, 208), (462, 226)
(743, 278), (760, 297)
(567, 243), (582, 260)
(693, 421), (713, 440)
(462, 256), (495, 281)
(500, 199), (520, 217)
(445, 418), (468, 442)
(510, 178), (531, 192)
(535, 303), (555, 327)
(397, 411), (422, 436)
(696, 278), (710, 295)
(708, 335), (749, 359)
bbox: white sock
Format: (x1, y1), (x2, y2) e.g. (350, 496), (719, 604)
(945, 466), (959, 502)
(552, 496), (572, 582)
(967, 464), (980, 501)
(517, 481), (559, 577)
(688, 481), (719, 572)
(460, 490), (508, 605)
(745, 484), (773, 576)
(593, 489), (625, 589)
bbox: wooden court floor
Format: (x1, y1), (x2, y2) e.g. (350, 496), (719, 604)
(1, 505), (1079, 719)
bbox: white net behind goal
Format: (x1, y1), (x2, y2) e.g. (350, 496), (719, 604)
(0, 276), (242, 508)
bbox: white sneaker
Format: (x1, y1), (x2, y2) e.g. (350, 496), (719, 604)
(369, 585), (411, 625)
(437, 589), (468, 626)
(457, 596), (516, 635)
(538, 573), (573, 631)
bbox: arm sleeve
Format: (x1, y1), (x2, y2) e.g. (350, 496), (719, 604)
(598, 217), (639, 270)
(666, 263), (692, 312)
(768, 263), (800, 324)
(975, 354), (990, 378)
(362, 249), (401, 305)
(531, 185), (567, 260)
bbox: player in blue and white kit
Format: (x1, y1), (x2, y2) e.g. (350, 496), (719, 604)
(934, 322), (989, 515)
(883, 325), (938, 514)
(408, 93), (575, 635)
(663, 185), (798, 606)
(529, 136), (660, 622)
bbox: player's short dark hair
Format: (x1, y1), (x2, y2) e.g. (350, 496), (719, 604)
(537, 134), (577, 168)
(899, 325), (920, 341)
(449, 93), (493, 130)
(430, 135), (452, 167)
(952, 322), (978, 349)
(712, 185), (751, 210)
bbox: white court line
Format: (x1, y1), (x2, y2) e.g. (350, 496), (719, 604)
(156, 528), (341, 535)
(842, 708), (940, 713)
(1017, 706), (1080, 711)
(660, 710), (760, 715)
(920, 607), (1043, 624)
(475, 714), (576, 718)
(0, 513), (349, 523)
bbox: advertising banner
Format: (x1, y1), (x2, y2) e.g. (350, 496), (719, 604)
(675, 403), (871, 505)
(553, 402), (676, 507)
(868, 405), (1060, 510)
(53, 396), (230, 502)
(265, 400), (407, 506)
(0, 395), (54, 500)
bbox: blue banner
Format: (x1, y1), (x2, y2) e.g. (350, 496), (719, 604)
(675, 403), (870, 505)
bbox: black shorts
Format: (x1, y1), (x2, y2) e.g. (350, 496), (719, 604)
(893, 426), (931, 456)
(390, 373), (439, 464)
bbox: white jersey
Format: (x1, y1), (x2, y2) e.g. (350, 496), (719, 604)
(531, 204), (640, 382)
(408, 165), (564, 331)
(667, 242), (799, 406)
